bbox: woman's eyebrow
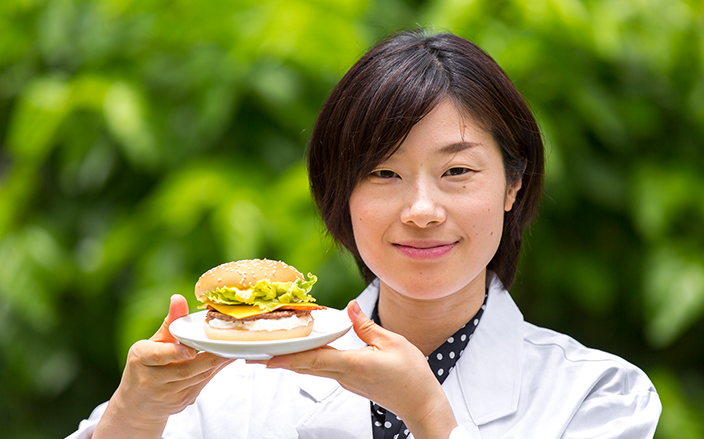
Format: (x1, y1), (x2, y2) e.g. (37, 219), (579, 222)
(439, 141), (483, 154)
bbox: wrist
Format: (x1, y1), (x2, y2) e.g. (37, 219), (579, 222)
(93, 390), (168, 439)
(403, 390), (458, 439)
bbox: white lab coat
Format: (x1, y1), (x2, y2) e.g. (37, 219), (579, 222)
(67, 275), (661, 439)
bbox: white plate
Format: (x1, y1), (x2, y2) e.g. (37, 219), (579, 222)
(169, 309), (352, 360)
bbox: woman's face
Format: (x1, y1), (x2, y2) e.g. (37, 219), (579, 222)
(349, 99), (522, 301)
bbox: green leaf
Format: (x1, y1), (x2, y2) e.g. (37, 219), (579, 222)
(644, 246), (704, 348)
(6, 77), (71, 165)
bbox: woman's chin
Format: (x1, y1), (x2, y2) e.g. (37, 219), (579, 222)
(379, 277), (483, 303)
(380, 270), (486, 301)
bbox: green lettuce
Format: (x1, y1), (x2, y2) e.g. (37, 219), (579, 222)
(201, 273), (318, 311)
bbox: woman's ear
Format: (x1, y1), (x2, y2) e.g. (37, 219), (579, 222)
(505, 160), (526, 212)
(504, 177), (522, 212)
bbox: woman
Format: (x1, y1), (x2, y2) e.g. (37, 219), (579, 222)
(68, 30), (661, 439)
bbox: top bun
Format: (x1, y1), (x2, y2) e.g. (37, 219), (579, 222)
(195, 259), (304, 300)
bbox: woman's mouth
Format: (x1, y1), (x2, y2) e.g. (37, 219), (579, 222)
(393, 241), (458, 260)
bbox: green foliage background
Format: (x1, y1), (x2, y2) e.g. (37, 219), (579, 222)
(1, 0), (703, 437)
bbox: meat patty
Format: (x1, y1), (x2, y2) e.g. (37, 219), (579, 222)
(206, 306), (312, 322)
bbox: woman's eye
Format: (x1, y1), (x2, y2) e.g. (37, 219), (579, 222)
(444, 167), (471, 177)
(372, 170), (398, 179)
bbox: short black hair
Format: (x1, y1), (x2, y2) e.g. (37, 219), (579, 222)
(307, 29), (544, 289)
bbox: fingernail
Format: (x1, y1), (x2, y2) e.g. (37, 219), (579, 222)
(349, 300), (361, 316)
(180, 348), (196, 360)
(263, 358), (280, 368)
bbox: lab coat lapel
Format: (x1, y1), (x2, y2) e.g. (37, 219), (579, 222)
(452, 274), (524, 425)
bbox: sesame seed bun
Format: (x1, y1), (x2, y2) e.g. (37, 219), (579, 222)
(195, 259), (304, 301)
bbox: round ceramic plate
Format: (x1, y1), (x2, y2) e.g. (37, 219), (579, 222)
(169, 309), (352, 359)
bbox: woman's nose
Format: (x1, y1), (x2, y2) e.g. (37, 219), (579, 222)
(399, 180), (446, 227)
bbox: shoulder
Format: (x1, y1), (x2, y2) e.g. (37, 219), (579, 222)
(464, 280), (660, 437)
(484, 275), (656, 398)
(521, 322), (656, 395)
(481, 309), (661, 436)
(512, 322), (661, 437)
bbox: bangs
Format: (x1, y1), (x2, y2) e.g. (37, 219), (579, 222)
(336, 45), (451, 184)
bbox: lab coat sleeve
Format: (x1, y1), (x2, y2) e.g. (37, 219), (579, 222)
(63, 401), (107, 439)
(565, 389), (662, 439)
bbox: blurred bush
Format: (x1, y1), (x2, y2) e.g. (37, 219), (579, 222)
(0, 0), (702, 437)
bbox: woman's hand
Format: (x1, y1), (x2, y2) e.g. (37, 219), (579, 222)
(93, 294), (233, 439)
(260, 300), (458, 439)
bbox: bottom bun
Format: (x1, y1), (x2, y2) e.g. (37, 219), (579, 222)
(204, 315), (314, 341)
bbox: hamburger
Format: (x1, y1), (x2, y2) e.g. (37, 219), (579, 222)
(195, 259), (323, 341)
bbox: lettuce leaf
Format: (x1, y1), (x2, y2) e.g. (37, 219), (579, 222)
(200, 273), (318, 311)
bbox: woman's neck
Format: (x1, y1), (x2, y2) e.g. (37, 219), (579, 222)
(376, 271), (488, 356)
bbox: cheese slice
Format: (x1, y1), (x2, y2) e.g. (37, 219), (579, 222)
(201, 301), (323, 320)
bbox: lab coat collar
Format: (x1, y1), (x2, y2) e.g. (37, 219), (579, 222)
(295, 374), (372, 439)
(297, 275), (524, 429)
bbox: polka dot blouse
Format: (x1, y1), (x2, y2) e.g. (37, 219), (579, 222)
(369, 290), (488, 439)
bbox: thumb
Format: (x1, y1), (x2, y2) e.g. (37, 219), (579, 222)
(347, 299), (388, 347)
(152, 294), (190, 343)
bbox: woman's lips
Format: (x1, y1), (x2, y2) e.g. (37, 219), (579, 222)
(393, 241), (458, 260)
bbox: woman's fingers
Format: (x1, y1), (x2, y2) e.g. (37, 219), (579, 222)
(265, 345), (349, 373)
(130, 339), (194, 367)
(130, 339), (230, 381)
(138, 294), (197, 366)
(169, 355), (234, 391)
(152, 294), (191, 344)
(149, 354), (233, 408)
(162, 353), (232, 384)
(346, 300), (408, 350)
(345, 300), (382, 346)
